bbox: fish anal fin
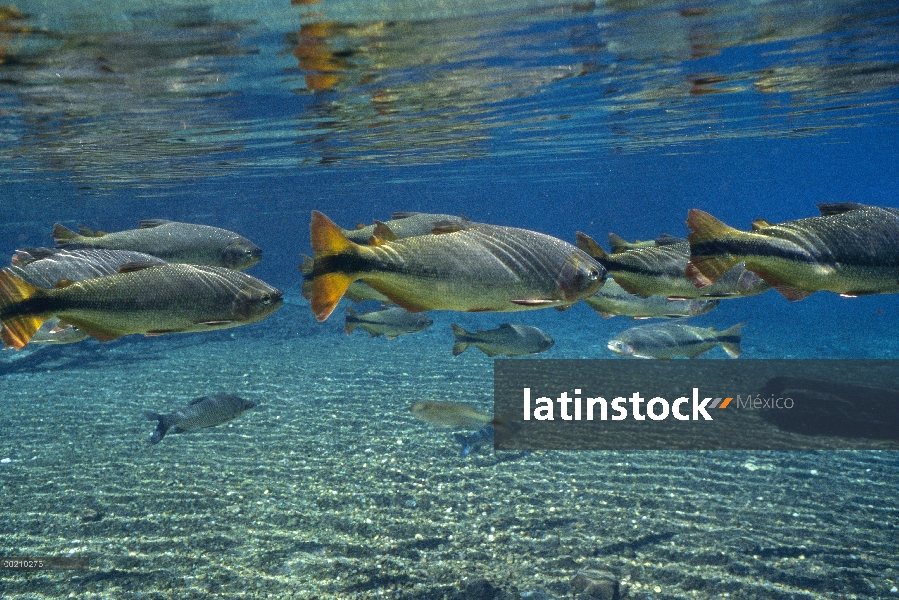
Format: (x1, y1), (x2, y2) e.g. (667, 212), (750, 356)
(58, 317), (124, 342)
(196, 320), (235, 326)
(684, 263), (714, 289)
(749, 269), (813, 301)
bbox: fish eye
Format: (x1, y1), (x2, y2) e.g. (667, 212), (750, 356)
(588, 268), (600, 281)
(261, 293), (271, 305)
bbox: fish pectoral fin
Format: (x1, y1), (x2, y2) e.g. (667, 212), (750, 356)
(145, 330), (182, 337)
(509, 298), (559, 306)
(612, 279), (651, 297)
(119, 261), (163, 274)
(840, 291), (876, 298)
(196, 320), (236, 326)
(139, 219), (171, 229)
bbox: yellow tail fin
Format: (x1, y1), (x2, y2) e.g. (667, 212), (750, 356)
(310, 211), (354, 256)
(686, 209), (742, 285)
(0, 271), (47, 350)
(307, 211), (365, 321)
(307, 273), (356, 322)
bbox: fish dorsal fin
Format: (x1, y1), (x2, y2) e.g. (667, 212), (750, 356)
(430, 220), (471, 234)
(575, 232), (607, 260)
(751, 219), (773, 231)
(139, 219), (171, 229)
(390, 212), (417, 220)
(52, 223), (80, 244)
(354, 223), (366, 230)
(369, 221), (398, 245)
(119, 261), (161, 274)
(654, 234), (686, 246)
(54, 279), (74, 289)
(816, 202), (867, 216)
(188, 396), (207, 406)
(15, 247), (58, 265)
(607, 233), (630, 253)
(298, 254), (314, 275)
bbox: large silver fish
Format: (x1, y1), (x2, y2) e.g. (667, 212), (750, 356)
(304, 211), (605, 321)
(53, 219), (262, 270)
(0, 263), (282, 349)
(688, 203), (899, 300)
(3, 248), (168, 345)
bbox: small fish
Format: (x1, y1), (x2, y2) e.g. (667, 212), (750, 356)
(341, 212), (471, 244)
(53, 219), (262, 270)
(409, 400), (496, 429)
(687, 203), (899, 300)
(345, 306), (433, 339)
(3, 248), (169, 345)
(577, 232), (770, 300)
(451, 323), (554, 356)
(584, 278), (718, 320)
(454, 425), (495, 458)
(607, 322), (745, 359)
(0, 263), (282, 349)
(304, 211), (605, 321)
(143, 393), (257, 444)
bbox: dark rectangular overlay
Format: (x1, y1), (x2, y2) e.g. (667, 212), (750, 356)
(494, 360), (899, 450)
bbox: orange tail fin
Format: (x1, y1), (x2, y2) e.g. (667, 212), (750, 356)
(307, 211), (361, 321)
(0, 271), (47, 350)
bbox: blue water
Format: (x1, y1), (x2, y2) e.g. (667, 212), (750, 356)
(1, 1), (899, 598)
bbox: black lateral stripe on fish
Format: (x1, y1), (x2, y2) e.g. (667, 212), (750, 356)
(0, 264), (282, 349)
(304, 211), (605, 321)
(687, 205), (899, 301)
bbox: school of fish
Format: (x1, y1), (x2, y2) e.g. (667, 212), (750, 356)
(4, 204), (899, 444)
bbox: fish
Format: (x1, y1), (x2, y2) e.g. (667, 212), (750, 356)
(0, 263), (282, 349)
(345, 306), (433, 339)
(453, 425), (495, 458)
(409, 400), (497, 429)
(6, 248), (168, 288)
(341, 211), (471, 244)
(576, 232), (770, 300)
(53, 219), (262, 270)
(3, 248), (171, 345)
(607, 322), (745, 359)
(451, 323), (554, 356)
(583, 278), (719, 320)
(687, 203), (899, 300)
(304, 211), (605, 321)
(143, 393), (257, 444)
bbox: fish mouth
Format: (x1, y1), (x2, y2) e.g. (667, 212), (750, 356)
(607, 340), (632, 356)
